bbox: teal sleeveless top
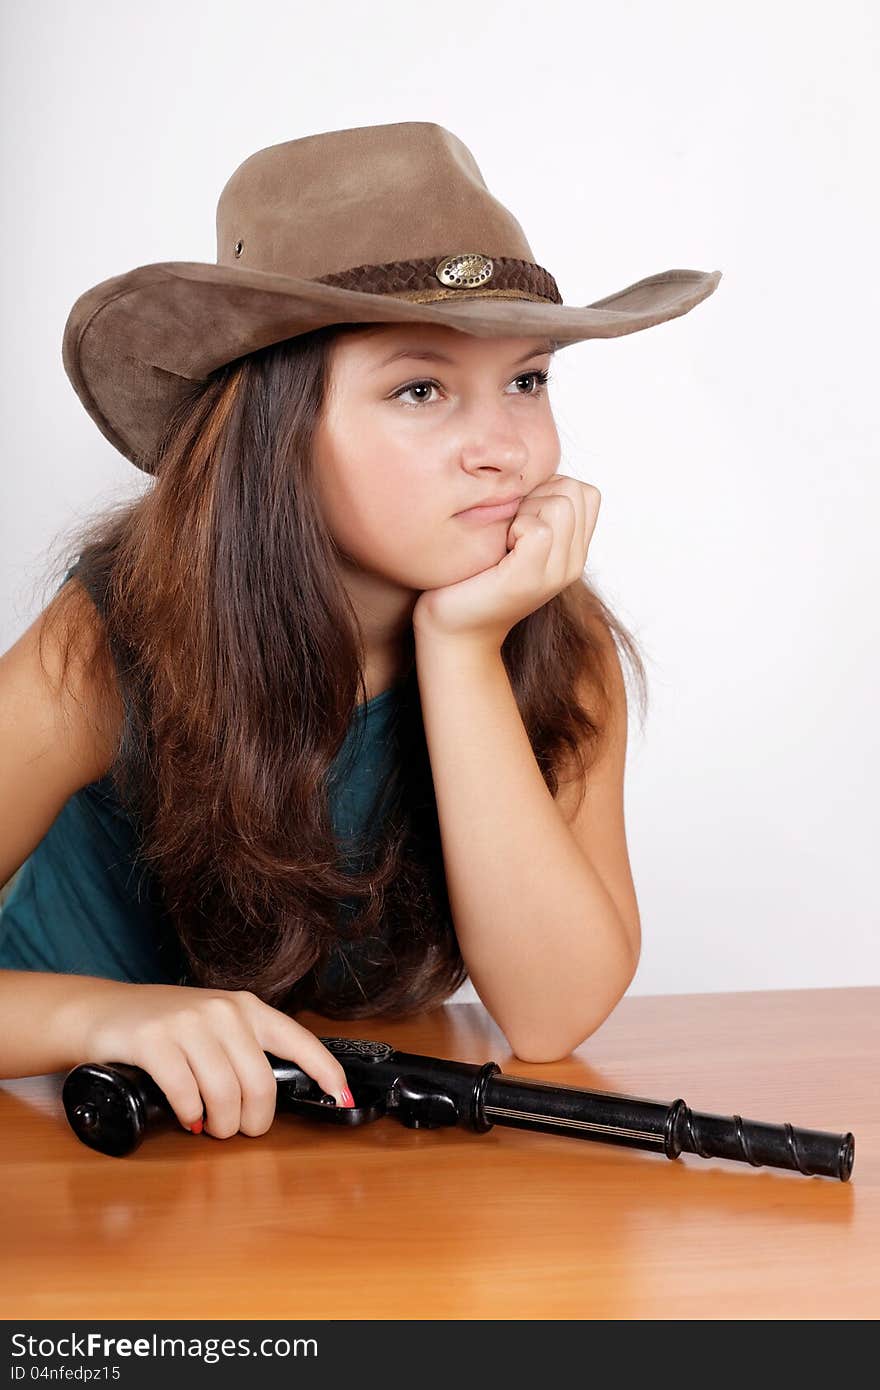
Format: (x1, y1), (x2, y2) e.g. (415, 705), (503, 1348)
(0, 563), (402, 991)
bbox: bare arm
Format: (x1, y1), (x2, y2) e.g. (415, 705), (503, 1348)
(0, 969), (128, 1078)
(0, 589), (131, 1078)
(414, 631), (637, 1064)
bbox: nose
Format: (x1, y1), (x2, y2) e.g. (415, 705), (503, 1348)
(459, 408), (529, 476)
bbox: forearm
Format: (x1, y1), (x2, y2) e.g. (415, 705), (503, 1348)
(0, 969), (124, 1078)
(414, 634), (636, 1062)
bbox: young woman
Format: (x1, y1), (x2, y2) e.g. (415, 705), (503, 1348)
(0, 121), (720, 1140)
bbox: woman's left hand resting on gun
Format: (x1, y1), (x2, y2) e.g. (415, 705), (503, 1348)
(412, 473), (641, 1064)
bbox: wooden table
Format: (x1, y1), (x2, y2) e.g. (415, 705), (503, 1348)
(2, 986), (876, 1320)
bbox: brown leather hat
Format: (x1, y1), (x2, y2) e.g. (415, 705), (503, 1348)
(62, 120), (722, 474)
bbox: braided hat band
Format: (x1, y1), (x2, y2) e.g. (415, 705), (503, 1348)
(314, 253), (562, 307)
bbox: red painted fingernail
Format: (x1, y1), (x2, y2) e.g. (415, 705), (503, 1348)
(189, 1118), (203, 1134)
(339, 1087), (355, 1108)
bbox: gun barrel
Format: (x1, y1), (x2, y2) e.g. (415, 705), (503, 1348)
(482, 1073), (855, 1181)
(483, 1073), (672, 1154)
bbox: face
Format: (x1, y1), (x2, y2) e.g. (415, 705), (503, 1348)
(313, 323), (561, 612)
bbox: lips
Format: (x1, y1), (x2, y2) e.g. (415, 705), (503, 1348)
(458, 493), (523, 512)
(455, 496), (522, 523)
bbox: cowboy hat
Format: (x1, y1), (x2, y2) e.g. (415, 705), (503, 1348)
(61, 120), (722, 473)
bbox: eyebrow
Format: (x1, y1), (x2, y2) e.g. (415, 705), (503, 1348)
(372, 339), (556, 371)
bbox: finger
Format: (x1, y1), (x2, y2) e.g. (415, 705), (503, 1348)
(518, 482), (563, 507)
(178, 1028), (243, 1139)
(551, 480), (594, 556)
(521, 485), (578, 520)
(243, 994), (352, 1106)
(515, 492), (575, 524)
(135, 1039), (207, 1133)
(506, 512), (555, 552)
(572, 484), (588, 564)
(565, 483), (586, 556)
(207, 1007), (280, 1137)
(585, 485), (601, 550)
(556, 495), (580, 577)
(527, 479), (594, 570)
(529, 493), (579, 570)
(524, 470), (567, 493)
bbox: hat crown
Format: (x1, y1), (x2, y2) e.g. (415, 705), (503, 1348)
(215, 121), (536, 282)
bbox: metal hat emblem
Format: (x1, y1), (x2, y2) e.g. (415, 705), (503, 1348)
(435, 253), (494, 290)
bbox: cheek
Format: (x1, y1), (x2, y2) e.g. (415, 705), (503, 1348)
(324, 464), (425, 564)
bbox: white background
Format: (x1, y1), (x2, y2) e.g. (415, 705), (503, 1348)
(1, 1), (877, 998)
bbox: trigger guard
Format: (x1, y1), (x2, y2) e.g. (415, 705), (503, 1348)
(281, 1082), (387, 1125)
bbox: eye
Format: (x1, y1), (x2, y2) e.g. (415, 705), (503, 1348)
(389, 368), (553, 409)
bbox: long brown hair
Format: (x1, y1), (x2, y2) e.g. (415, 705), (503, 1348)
(36, 323), (648, 1019)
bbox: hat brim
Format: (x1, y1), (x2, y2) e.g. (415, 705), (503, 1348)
(62, 260), (722, 470)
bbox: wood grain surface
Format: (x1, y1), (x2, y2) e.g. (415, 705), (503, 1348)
(1, 986), (875, 1320)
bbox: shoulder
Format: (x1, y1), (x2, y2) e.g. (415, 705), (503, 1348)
(0, 579), (127, 885)
(26, 574), (125, 782)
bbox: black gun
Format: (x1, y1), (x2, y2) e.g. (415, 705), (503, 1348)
(61, 1036), (855, 1180)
